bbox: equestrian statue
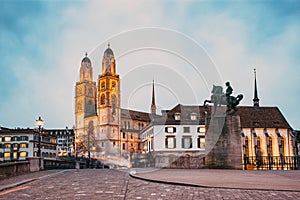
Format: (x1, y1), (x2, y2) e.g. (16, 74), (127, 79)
(203, 82), (243, 114)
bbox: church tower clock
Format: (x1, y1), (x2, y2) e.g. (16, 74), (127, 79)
(97, 44), (121, 154)
(75, 53), (97, 134)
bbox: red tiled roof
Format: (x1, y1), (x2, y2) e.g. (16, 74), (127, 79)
(237, 106), (292, 129)
(121, 109), (155, 122)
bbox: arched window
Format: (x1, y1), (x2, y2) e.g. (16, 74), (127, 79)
(245, 136), (250, 156)
(101, 81), (105, 89)
(281, 136), (286, 156)
(100, 94), (105, 105)
(257, 136), (261, 156)
(269, 136), (273, 156)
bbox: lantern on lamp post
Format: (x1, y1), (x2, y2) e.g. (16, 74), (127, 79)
(36, 116), (44, 170)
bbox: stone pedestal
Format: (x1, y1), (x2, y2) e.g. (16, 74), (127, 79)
(205, 113), (242, 169)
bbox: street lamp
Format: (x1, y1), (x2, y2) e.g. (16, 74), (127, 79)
(36, 116), (44, 170)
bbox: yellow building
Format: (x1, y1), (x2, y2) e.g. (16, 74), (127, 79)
(74, 45), (154, 161)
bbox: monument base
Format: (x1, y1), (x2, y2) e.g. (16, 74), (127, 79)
(205, 114), (242, 169)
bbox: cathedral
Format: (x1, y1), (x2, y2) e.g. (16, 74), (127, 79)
(75, 44), (154, 160)
(75, 44), (296, 169)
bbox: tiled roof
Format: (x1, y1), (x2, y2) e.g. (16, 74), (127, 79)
(237, 106), (292, 129)
(153, 104), (212, 125)
(121, 109), (155, 122)
(151, 104), (292, 129)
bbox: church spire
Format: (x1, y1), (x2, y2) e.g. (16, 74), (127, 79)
(253, 68), (260, 108)
(151, 80), (156, 115)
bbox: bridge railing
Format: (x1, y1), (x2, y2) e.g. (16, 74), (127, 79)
(244, 156), (299, 170)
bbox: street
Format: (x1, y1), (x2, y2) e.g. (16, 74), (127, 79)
(0, 169), (299, 200)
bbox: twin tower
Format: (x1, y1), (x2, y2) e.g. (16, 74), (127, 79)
(75, 45), (121, 156)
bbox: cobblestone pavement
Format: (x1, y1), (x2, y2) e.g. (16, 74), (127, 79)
(0, 169), (299, 200)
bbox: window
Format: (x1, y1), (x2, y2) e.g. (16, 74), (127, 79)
(257, 137), (261, 155)
(130, 134), (133, 139)
(4, 136), (11, 142)
(4, 143), (11, 148)
(113, 142), (116, 147)
(198, 126), (206, 133)
(4, 152), (10, 158)
(20, 143), (28, 148)
(122, 143), (126, 150)
(20, 151), (27, 157)
(112, 81), (116, 89)
(165, 137), (176, 148)
(197, 136), (205, 148)
(183, 127), (190, 133)
(122, 132), (126, 139)
(182, 137), (192, 149)
(124, 121), (127, 129)
(128, 122), (130, 129)
(100, 94), (105, 105)
(190, 113), (197, 120)
(269, 137), (273, 156)
(174, 113), (180, 120)
(165, 126), (176, 133)
(245, 136), (250, 156)
(101, 81), (105, 89)
(281, 136), (286, 156)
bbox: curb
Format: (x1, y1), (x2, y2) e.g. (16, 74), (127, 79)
(129, 173), (300, 193)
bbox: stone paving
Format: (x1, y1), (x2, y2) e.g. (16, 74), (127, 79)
(0, 169), (299, 199)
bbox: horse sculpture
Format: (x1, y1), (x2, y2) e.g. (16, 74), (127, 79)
(203, 85), (243, 114)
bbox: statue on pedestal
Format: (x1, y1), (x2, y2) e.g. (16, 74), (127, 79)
(203, 82), (243, 114)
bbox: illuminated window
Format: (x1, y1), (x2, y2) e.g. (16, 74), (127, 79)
(182, 137), (192, 149)
(174, 113), (180, 120)
(165, 126), (176, 133)
(183, 127), (190, 133)
(20, 151), (27, 157)
(197, 136), (205, 148)
(198, 126), (206, 133)
(245, 136), (250, 156)
(13, 152), (18, 158)
(190, 113), (197, 120)
(4, 143), (11, 148)
(281, 136), (286, 156)
(257, 137), (261, 155)
(4, 137), (11, 142)
(269, 137), (273, 156)
(165, 137), (176, 148)
(20, 143), (28, 148)
(4, 152), (10, 158)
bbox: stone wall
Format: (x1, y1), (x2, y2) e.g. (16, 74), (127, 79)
(0, 161), (30, 180)
(205, 114), (242, 169)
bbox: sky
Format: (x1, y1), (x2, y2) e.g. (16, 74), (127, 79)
(0, 0), (299, 130)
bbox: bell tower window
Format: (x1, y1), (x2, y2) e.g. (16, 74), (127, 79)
(100, 94), (105, 105)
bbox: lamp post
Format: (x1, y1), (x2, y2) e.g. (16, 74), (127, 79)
(36, 116), (44, 170)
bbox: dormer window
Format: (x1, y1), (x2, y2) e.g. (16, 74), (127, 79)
(190, 113), (197, 120)
(174, 113), (180, 121)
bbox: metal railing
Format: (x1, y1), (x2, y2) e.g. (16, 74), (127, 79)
(244, 156), (299, 170)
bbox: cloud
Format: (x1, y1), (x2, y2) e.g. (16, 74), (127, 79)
(0, 1), (299, 129)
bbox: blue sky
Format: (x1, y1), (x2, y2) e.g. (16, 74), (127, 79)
(0, 0), (299, 129)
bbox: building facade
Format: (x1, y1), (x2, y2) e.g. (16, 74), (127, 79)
(0, 127), (57, 163)
(74, 45), (154, 161)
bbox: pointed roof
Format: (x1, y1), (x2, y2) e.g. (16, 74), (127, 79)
(253, 68), (260, 107)
(151, 80), (156, 115)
